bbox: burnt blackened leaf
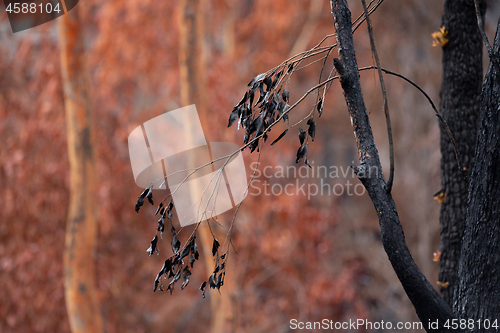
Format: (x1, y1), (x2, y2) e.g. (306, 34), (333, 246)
(166, 201), (174, 219)
(305, 158), (312, 168)
(228, 107), (239, 128)
(155, 202), (164, 216)
(191, 240), (199, 260)
(146, 188), (154, 205)
(167, 282), (174, 295)
(173, 268), (181, 283)
(240, 91), (248, 106)
(246, 116), (257, 136)
(250, 139), (259, 153)
(277, 101), (285, 116)
(171, 227), (181, 254)
(139, 188), (149, 199)
(249, 89), (255, 107)
(161, 259), (172, 277)
(254, 115), (264, 138)
(212, 238), (220, 256)
(154, 273), (161, 292)
(271, 76), (279, 89)
(135, 188), (149, 213)
(282, 89), (290, 103)
(172, 235), (180, 254)
(307, 118), (316, 141)
(167, 270), (181, 295)
(147, 235), (158, 256)
(282, 104), (290, 123)
(243, 132), (250, 145)
(263, 76), (272, 91)
(189, 254), (196, 268)
(270, 128), (288, 146)
(255, 83), (266, 106)
(296, 144), (307, 163)
(209, 274), (216, 289)
(135, 197), (144, 214)
(181, 267), (191, 290)
(298, 126), (306, 145)
(180, 243), (191, 260)
(248, 72), (266, 87)
(220, 253), (226, 260)
(200, 281), (207, 292)
(317, 98), (323, 117)
(157, 217), (165, 233)
(276, 69), (283, 79)
(216, 273), (223, 290)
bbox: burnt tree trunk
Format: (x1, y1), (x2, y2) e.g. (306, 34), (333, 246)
(330, 1), (458, 331)
(454, 21), (500, 328)
(59, 6), (104, 333)
(438, 0), (485, 306)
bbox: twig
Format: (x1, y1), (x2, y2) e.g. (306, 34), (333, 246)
(473, 0), (493, 58)
(360, 0), (394, 193)
(358, 66), (466, 181)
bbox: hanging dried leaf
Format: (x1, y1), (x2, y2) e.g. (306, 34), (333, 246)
(282, 89), (290, 103)
(146, 188), (154, 205)
(212, 238), (220, 256)
(155, 202), (164, 216)
(135, 196), (144, 214)
(296, 144), (307, 163)
(171, 227), (181, 254)
(181, 267), (191, 290)
(248, 72), (266, 87)
(191, 239), (199, 260)
(180, 243), (191, 260)
(298, 126), (306, 145)
(307, 118), (316, 141)
(228, 107), (239, 128)
(270, 128), (289, 146)
(157, 217), (164, 233)
(317, 98), (323, 117)
(146, 235), (158, 256)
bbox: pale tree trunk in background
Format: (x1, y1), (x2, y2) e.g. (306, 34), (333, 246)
(59, 6), (104, 333)
(179, 0), (236, 332)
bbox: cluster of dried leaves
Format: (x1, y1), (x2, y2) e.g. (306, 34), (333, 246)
(228, 68), (321, 168)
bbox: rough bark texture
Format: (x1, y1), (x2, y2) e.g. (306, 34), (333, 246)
(438, 0), (485, 306)
(330, 1), (458, 331)
(59, 6), (104, 333)
(179, 1), (236, 331)
(454, 21), (500, 329)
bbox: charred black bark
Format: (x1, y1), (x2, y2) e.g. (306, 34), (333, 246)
(330, 1), (457, 331)
(438, 0), (485, 306)
(454, 21), (500, 329)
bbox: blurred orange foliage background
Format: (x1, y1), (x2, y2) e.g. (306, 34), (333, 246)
(1, 1), (499, 332)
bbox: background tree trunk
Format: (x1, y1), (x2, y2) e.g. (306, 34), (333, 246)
(59, 6), (104, 333)
(438, 0), (485, 306)
(178, 0), (236, 331)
